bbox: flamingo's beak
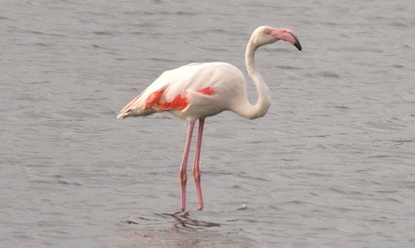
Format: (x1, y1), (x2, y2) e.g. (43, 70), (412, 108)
(272, 28), (302, 51)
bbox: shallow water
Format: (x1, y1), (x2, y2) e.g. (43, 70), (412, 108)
(1, 0), (415, 247)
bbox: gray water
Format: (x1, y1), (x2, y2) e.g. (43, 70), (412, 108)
(1, 0), (415, 247)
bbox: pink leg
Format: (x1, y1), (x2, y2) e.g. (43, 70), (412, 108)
(193, 118), (205, 210)
(179, 121), (195, 211)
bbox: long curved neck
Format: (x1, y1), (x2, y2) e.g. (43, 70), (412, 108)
(236, 40), (271, 120)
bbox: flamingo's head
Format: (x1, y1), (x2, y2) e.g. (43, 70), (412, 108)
(251, 26), (302, 51)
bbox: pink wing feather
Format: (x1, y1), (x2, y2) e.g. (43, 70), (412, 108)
(117, 63), (223, 119)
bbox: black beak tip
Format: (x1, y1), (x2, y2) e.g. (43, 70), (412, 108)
(291, 34), (302, 51)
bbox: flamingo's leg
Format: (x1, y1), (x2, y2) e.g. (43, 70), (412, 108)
(179, 121), (195, 211)
(193, 118), (205, 210)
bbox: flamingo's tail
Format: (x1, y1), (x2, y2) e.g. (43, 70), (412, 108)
(116, 108), (156, 119)
(117, 92), (157, 119)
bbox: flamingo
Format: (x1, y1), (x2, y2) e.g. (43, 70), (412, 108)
(117, 26), (302, 211)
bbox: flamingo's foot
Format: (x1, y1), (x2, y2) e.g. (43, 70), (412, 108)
(161, 211), (220, 227)
(123, 220), (138, 225)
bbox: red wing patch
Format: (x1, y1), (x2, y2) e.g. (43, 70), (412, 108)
(158, 94), (188, 110)
(145, 90), (164, 109)
(145, 87), (215, 112)
(197, 87), (215, 96)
